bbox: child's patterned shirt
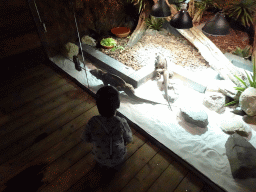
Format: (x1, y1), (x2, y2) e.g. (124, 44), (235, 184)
(81, 115), (133, 167)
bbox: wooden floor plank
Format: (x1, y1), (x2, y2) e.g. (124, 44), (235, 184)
(0, 64), (45, 95)
(38, 126), (139, 192)
(95, 141), (160, 192)
(121, 149), (172, 192)
(0, 92), (86, 153)
(0, 79), (69, 127)
(0, 82), (76, 133)
(0, 105), (98, 189)
(173, 172), (204, 192)
(147, 159), (189, 192)
(0, 65), (54, 99)
(0, 69), (61, 112)
(47, 128), (143, 192)
(0, 98), (96, 165)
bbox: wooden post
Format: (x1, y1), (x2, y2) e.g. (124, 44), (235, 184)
(252, 14), (256, 61)
(126, 7), (148, 47)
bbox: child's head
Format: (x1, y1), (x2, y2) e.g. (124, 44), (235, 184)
(96, 86), (120, 118)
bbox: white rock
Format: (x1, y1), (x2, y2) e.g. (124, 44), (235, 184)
(81, 35), (96, 47)
(220, 117), (251, 137)
(239, 87), (256, 116)
(62, 42), (79, 59)
(203, 92), (226, 113)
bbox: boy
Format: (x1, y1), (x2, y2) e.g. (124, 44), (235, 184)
(81, 85), (133, 170)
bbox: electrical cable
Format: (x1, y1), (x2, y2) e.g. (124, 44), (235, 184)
(71, 0), (90, 89)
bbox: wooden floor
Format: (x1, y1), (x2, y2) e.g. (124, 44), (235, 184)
(0, 50), (218, 192)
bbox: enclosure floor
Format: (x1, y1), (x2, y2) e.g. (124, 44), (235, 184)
(0, 52), (218, 192)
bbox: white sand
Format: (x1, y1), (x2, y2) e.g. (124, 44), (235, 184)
(51, 56), (256, 192)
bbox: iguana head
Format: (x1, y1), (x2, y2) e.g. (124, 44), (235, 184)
(90, 69), (103, 79)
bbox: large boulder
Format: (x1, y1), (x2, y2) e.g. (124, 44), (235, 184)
(81, 35), (96, 47)
(180, 105), (209, 128)
(219, 117), (251, 137)
(225, 133), (256, 179)
(62, 42), (79, 59)
(203, 92), (226, 114)
(239, 87), (256, 116)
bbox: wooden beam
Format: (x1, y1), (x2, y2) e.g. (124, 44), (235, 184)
(176, 27), (248, 87)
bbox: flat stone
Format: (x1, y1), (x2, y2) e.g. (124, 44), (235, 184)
(225, 133), (256, 179)
(180, 105), (209, 128)
(203, 92), (226, 114)
(220, 117), (251, 137)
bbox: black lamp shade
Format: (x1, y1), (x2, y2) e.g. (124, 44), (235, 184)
(202, 12), (230, 36)
(170, 10), (193, 29)
(151, 0), (171, 18)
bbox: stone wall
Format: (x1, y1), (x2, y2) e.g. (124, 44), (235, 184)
(34, 0), (151, 57)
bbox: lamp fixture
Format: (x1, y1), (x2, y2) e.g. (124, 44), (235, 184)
(170, 3), (193, 29)
(151, 0), (171, 18)
(202, 11), (230, 36)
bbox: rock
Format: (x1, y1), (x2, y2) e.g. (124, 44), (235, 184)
(62, 42), (79, 59)
(219, 117), (251, 137)
(239, 87), (256, 116)
(180, 105), (209, 128)
(218, 80), (238, 99)
(81, 35), (96, 47)
(231, 107), (246, 116)
(225, 133), (256, 179)
(203, 92), (226, 113)
(205, 80), (238, 99)
(243, 115), (256, 125)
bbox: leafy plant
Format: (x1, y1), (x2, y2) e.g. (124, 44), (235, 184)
(225, 57), (256, 106)
(145, 15), (164, 31)
(111, 45), (125, 52)
(233, 46), (252, 59)
(225, 0), (256, 27)
(100, 38), (117, 47)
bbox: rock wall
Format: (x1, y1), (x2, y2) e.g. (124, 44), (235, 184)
(34, 0), (146, 57)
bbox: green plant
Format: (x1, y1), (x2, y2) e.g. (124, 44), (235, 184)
(225, 57), (256, 106)
(225, 0), (256, 27)
(111, 45), (125, 52)
(100, 38), (117, 47)
(233, 46), (252, 59)
(145, 15), (164, 31)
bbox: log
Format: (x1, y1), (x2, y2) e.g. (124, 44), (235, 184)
(176, 27), (248, 87)
(127, 9), (148, 48)
(252, 14), (256, 61)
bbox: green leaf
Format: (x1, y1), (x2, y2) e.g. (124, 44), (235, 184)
(235, 87), (246, 92)
(225, 100), (239, 106)
(234, 74), (248, 88)
(245, 70), (253, 86)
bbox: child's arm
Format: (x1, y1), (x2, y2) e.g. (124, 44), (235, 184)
(121, 118), (133, 145)
(81, 120), (93, 143)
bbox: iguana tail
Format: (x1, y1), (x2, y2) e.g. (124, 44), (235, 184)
(123, 87), (168, 106)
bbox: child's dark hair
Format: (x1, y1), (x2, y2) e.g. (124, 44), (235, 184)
(96, 86), (120, 118)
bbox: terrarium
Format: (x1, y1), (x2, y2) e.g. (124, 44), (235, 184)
(29, 0), (256, 191)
